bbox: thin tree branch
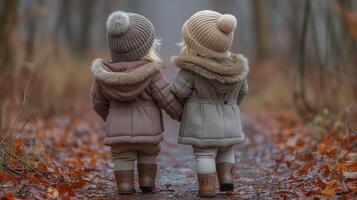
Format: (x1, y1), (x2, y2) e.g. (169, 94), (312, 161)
(4, 151), (42, 177)
(0, 54), (48, 144)
(347, 118), (357, 136)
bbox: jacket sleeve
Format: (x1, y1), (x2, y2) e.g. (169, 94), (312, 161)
(90, 81), (109, 121)
(237, 79), (248, 105)
(150, 72), (183, 121)
(171, 70), (194, 104)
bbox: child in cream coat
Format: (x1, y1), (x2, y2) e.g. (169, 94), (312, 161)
(172, 10), (249, 197)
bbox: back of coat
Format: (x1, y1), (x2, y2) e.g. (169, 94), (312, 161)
(90, 59), (182, 146)
(172, 54), (249, 148)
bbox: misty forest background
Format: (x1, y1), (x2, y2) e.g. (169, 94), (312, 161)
(1, 0), (356, 122)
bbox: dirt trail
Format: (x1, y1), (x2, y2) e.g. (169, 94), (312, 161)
(90, 113), (296, 199)
(3, 112), (355, 199)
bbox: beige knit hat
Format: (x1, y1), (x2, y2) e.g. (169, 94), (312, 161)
(182, 10), (237, 58)
(106, 11), (155, 62)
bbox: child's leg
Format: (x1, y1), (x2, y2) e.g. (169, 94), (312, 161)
(193, 147), (218, 197)
(216, 146), (235, 164)
(137, 144), (160, 193)
(193, 147), (217, 173)
(112, 151), (136, 171)
(216, 146), (235, 192)
(111, 145), (137, 194)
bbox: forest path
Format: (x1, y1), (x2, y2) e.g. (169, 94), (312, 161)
(85, 113), (297, 199)
(2, 112), (355, 199)
(151, 113), (291, 200)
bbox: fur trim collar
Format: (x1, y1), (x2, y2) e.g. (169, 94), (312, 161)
(174, 54), (249, 83)
(91, 59), (163, 85)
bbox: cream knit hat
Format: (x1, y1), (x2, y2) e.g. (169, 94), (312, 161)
(106, 11), (155, 62)
(182, 10), (237, 58)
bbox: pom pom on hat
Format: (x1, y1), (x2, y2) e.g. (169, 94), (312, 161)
(217, 14), (237, 34)
(106, 11), (130, 34)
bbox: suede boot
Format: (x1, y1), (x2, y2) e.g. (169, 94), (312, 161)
(197, 173), (216, 197)
(137, 163), (157, 193)
(217, 163), (235, 192)
(114, 170), (135, 194)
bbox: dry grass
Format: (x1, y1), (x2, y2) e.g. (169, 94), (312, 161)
(0, 51), (99, 141)
(243, 59), (295, 113)
(36, 58), (93, 115)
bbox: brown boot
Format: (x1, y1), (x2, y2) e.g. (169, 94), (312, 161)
(197, 173), (216, 197)
(114, 170), (135, 194)
(137, 163), (157, 193)
(217, 163), (235, 192)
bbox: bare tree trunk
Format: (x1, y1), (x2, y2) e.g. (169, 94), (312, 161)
(294, 0), (313, 114)
(24, 0), (44, 61)
(77, 0), (96, 53)
(54, 0), (74, 51)
(0, 0), (19, 72)
(25, 13), (35, 61)
(0, 97), (3, 130)
(252, 0), (270, 59)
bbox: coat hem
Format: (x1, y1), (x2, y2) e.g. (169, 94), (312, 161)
(104, 134), (163, 146)
(177, 135), (244, 148)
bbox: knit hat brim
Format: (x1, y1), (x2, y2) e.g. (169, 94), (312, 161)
(109, 31), (155, 62)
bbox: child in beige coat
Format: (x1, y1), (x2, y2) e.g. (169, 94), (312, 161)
(172, 10), (249, 197)
(90, 11), (182, 194)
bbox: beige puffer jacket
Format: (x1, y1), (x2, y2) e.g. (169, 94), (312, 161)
(90, 59), (182, 146)
(172, 54), (249, 148)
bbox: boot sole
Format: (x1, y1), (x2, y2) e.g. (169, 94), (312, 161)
(220, 183), (234, 192)
(199, 192), (216, 197)
(140, 186), (155, 193)
(118, 191), (134, 195)
(117, 188), (135, 195)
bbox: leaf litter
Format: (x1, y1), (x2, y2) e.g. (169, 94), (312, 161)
(0, 111), (356, 199)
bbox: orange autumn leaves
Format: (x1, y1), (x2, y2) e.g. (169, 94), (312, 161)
(1, 113), (356, 199)
(321, 180), (339, 196)
(0, 118), (107, 199)
(3, 192), (15, 200)
(269, 113), (357, 197)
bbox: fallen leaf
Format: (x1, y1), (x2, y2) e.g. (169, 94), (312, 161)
(3, 192), (15, 200)
(70, 180), (87, 190)
(298, 162), (314, 175)
(319, 164), (331, 176)
(346, 152), (357, 161)
(13, 139), (25, 155)
(335, 163), (348, 172)
(47, 186), (59, 199)
(321, 180), (338, 196)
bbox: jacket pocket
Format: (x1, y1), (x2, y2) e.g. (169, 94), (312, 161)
(225, 105), (243, 138)
(132, 105), (162, 136)
(202, 104), (225, 139)
(181, 102), (203, 139)
(106, 106), (131, 137)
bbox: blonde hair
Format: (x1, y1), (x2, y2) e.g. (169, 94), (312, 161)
(177, 40), (232, 59)
(177, 41), (198, 56)
(141, 39), (162, 63)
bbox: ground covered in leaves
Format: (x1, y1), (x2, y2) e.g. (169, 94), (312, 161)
(0, 111), (356, 199)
